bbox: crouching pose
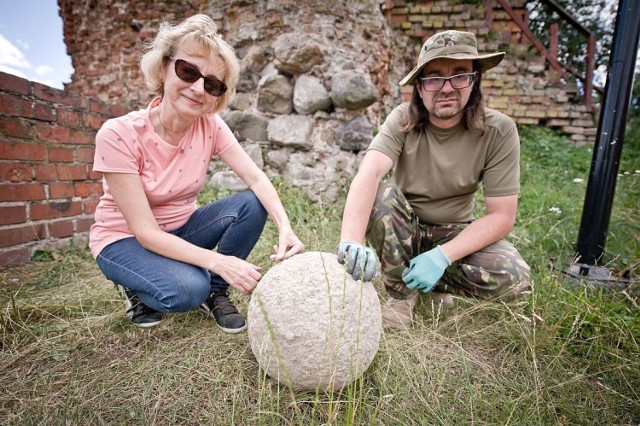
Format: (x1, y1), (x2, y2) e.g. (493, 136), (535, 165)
(337, 30), (530, 328)
(90, 15), (304, 332)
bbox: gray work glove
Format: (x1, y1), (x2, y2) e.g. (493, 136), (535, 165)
(336, 240), (378, 282)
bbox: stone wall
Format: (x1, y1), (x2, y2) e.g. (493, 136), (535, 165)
(0, 0), (599, 265)
(59, 0), (207, 110)
(60, 0), (597, 145)
(62, 0), (395, 203)
(58, 0), (597, 201)
(60, 0), (597, 191)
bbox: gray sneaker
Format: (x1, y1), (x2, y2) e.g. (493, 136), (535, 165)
(120, 286), (164, 328)
(199, 290), (247, 333)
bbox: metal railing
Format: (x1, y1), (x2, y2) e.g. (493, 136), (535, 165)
(485, 0), (602, 109)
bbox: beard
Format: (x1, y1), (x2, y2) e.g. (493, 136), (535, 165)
(429, 94), (464, 120)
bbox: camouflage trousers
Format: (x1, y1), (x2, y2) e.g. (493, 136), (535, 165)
(366, 183), (531, 301)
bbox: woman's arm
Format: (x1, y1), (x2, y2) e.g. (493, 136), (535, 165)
(104, 172), (262, 294)
(220, 144), (304, 261)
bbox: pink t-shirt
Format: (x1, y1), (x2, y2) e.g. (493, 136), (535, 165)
(89, 98), (237, 258)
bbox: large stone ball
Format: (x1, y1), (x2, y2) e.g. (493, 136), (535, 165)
(247, 251), (382, 391)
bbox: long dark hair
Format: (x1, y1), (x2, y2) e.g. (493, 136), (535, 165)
(400, 61), (486, 134)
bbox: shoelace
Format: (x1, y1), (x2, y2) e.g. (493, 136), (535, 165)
(127, 297), (158, 316)
(212, 293), (239, 315)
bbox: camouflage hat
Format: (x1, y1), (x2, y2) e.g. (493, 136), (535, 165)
(399, 30), (505, 86)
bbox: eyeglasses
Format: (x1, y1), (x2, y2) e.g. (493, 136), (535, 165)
(173, 58), (227, 97)
(418, 72), (476, 92)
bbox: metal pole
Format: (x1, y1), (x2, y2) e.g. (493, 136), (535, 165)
(574, 0), (640, 274)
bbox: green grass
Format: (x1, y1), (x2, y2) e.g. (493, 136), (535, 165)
(1, 125), (639, 425)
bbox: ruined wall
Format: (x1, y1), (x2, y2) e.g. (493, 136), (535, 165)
(60, 0), (597, 144)
(0, 0), (599, 265)
(59, 0), (207, 110)
(60, 0), (598, 194)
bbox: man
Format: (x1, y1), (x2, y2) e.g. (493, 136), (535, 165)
(336, 30), (531, 329)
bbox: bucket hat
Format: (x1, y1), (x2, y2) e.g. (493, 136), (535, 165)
(399, 30), (505, 86)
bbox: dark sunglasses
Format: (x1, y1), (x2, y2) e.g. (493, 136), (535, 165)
(173, 58), (227, 97)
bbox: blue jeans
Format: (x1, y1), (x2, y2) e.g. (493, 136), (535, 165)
(96, 190), (267, 312)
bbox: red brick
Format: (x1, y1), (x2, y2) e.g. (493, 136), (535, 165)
(0, 72), (31, 95)
(0, 117), (35, 139)
(89, 98), (109, 114)
(57, 108), (80, 126)
(56, 164), (87, 180)
(34, 164), (58, 181)
(31, 201), (83, 220)
(83, 199), (100, 214)
(0, 163), (32, 181)
(74, 181), (103, 197)
(110, 104), (128, 117)
(88, 170), (103, 180)
(0, 139), (47, 161)
(85, 112), (108, 130)
(0, 94), (32, 116)
(48, 220), (75, 238)
(68, 129), (91, 145)
(0, 224), (45, 247)
(76, 217), (95, 232)
(0, 205), (27, 225)
(0, 246), (32, 266)
(0, 183), (46, 201)
(77, 146), (95, 163)
(33, 82), (82, 107)
(34, 102), (56, 121)
(49, 182), (75, 199)
(35, 123), (71, 143)
(48, 146), (74, 162)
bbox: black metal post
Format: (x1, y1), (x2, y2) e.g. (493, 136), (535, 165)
(573, 0), (640, 277)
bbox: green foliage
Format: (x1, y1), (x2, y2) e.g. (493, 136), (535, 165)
(31, 250), (54, 262)
(631, 70), (640, 118)
(519, 125), (639, 271)
(626, 115), (640, 151)
(626, 71), (640, 150)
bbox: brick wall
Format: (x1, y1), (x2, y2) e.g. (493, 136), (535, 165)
(59, 0), (207, 110)
(0, 72), (124, 266)
(383, 0), (598, 144)
(0, 0), (600, 266)
(58, 0), (598, 143)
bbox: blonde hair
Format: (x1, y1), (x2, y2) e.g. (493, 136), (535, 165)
(140, 14), (239, 114)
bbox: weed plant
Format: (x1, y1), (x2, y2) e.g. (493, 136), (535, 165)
(1, 126), (639, 424)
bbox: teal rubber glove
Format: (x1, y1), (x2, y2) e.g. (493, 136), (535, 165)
(402, 245), (451, 293)
(336, 240), (378, 282)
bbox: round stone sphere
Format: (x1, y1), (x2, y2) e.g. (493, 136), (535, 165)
(247, 251), (382, 391)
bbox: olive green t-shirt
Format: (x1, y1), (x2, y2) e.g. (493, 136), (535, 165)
(368, 104), (520, 225)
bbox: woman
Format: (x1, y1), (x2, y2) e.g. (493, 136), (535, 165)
(89, 14), (304, 332)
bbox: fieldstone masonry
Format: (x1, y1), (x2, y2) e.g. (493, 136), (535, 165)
(0, 0), (600, 264)
(57, 0), (597, 203)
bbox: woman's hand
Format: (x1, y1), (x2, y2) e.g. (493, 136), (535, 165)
(212, 255), (262, 295)
(270, 228), (304, 262)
